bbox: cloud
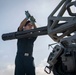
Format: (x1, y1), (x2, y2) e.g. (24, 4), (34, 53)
(0, 64), (15, 75)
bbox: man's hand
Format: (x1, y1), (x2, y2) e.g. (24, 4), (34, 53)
(25, 11), (31, 20)
(30, 16), (36, 24)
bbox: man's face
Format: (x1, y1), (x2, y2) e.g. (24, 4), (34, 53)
(23, 23), (34, 31)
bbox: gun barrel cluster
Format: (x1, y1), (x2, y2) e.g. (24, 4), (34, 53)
(2, 26), (47, 41)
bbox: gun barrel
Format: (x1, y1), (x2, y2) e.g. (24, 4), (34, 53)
(2, 26), (47, 41)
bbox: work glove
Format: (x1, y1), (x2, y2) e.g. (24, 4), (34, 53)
(30, 16), (36, 24)
(25, 11), (31, 20)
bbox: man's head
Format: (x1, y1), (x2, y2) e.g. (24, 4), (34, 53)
(23, 21), (34, 31)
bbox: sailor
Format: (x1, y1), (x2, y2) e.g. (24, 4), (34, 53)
(14, 11), (37, 75)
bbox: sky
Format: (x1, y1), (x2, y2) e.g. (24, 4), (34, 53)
(0, 0), (71, 75)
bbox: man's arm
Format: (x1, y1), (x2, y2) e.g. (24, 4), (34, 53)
(19, 11), (31, 31)
(32, 23), (37, 29)
(18, 18), (27, 31)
